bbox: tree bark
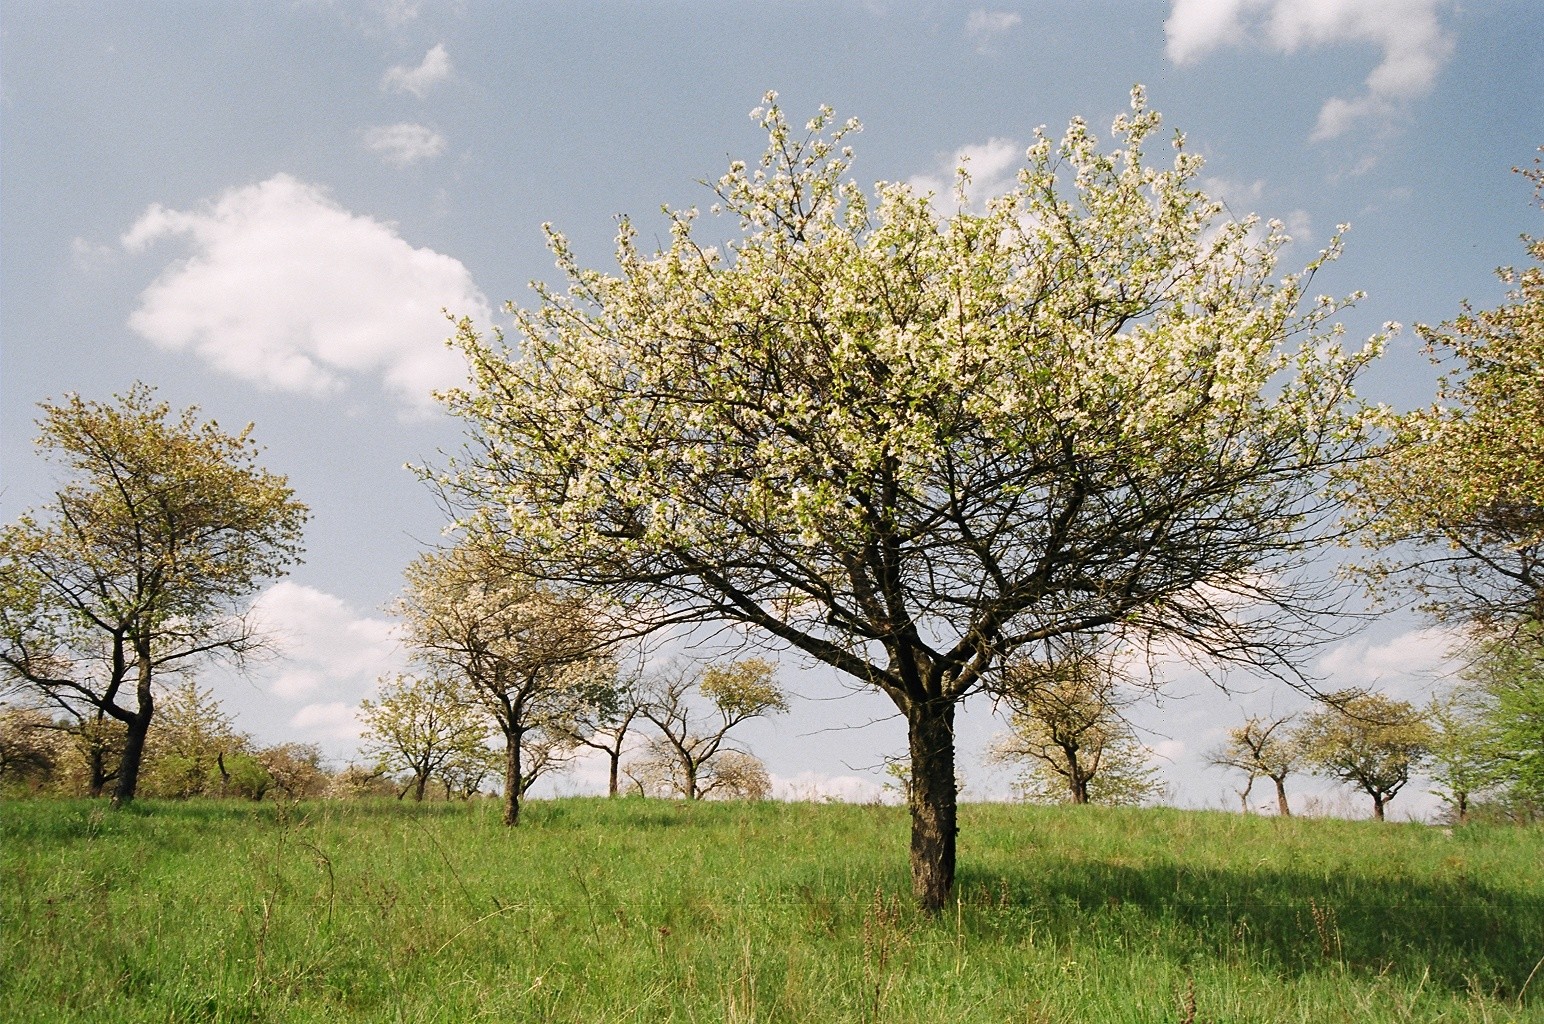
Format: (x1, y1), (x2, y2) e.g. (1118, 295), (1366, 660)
(87, 739), (109, 798)
(111, 653), (155, 807)
(1371, 792), (1386, 821)
(502, 731), (522, 826)
(607, 751), (620, 798)
(907, 698), (957, 912)
(1273, 777), (1291, 817)
(112, 713), (150, 807)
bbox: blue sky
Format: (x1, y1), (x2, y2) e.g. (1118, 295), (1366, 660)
(3, 1), (1540, 812)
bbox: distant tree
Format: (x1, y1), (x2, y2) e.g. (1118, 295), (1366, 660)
(988, 648), (1163, 807)
(560, 666), (646, 798)
(0, 385), (307, 805)
(256, 742), (331, 800)
(633, 658), (789, 800)
(1208, 714), (1301, 816)
(435, 90), (1382, 908)
(698, 749), (772, 800)
(398, 532), (615, 824)
(0, 704), (62, 792)
(140, 678), (249, 798)
(1297, 691), (1433, 821)
(1349, 151), (1544, 634)
(433, 740), (499, 800)
(1462, 630), (1544, 804)
(52, 710), (126, 797)
(1424, 688), (1505, 823)
(360, 674), (492, 802)
(328, 762), (396, 800)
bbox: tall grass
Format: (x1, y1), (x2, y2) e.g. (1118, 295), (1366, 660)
(2, 797), (1540, 1022)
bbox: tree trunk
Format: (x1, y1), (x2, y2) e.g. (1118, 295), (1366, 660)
(1273, 777), (1291, 817)
(412, 772), (428, 802)
(87, 740), (109, 798)
(112, 711), (151, 807)
(1065, 746), (1090, 805)
(607, 750), (620, 798)
(684, 758), (699, 800)
(907, 699), (957, 912)
(502, 732), (522, 826)
(1456, 791), (1469, 824)
(111, 655), (155, 807)
(1371, 792), (1386, 821)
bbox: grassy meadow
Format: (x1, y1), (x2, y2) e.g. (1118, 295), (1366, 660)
(2, 797), (1541, 1023)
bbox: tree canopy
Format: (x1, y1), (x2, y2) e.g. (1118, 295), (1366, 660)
(398, 532), (618, 823)
(0, 385), (307, 804)
(988, 646), (1162, 806)
(1350, 151), (1544, 633)
(1298, 691), (1432, 821)
(437, 90), (1381, 908)
(1208, 713), (1301, 816)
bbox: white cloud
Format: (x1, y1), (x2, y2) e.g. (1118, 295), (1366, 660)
(250, 582), (403, 700)
(382, 43), (451, 98)
(290, 702), (367, 743)
(1315, 625), (1462, 698)
(378, 0), (421, 28)
(121, 174), (489, 412)
(1164, 0), (1266, 63)
(70, 236), (117, 271)
(363, 122), (447, 167)
(1164, 0), (1454, 140)
(908, 137), (1023, 209)
(1202, 174), (1266, 212)
(965, 9), (1022, 51)
(1201, 175), (1314, 250)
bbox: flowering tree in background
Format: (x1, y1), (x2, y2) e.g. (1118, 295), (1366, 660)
(1208, 713), (1302, 815)
(1297, 691), (1433, 821)
(438, 90), (1381, 908)
(399, 532), (619, 824)
(1350, 152), (1544, 634)
(0, 385), (307, 806)
(988, 646), (1162, 806)
(629, 658), (788, 800)
(359, 673), (491, 803)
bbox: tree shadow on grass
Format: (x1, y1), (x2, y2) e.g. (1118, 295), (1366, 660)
(953, 856), (1543, 1001)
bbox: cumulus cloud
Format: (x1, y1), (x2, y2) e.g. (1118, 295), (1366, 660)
(290, 702), (367, 743)
(121, 174), (489, 412)
(965, 9), (1022, 51)
(363, 122), (447, 166)
(1315, 625), (1462, 698)
(250, 582), (403, 700)
(1164, 0), (1454, 140)
(907, 137), (1023, 209)
(382, 43), (451, 98)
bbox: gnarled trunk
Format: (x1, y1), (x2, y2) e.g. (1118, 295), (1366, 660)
(907, 698), (957, 912)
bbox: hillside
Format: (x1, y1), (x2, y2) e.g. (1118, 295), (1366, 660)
(2, 798), (1540, 1022)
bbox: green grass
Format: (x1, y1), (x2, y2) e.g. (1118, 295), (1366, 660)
(2, 797), (1541, 1022)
